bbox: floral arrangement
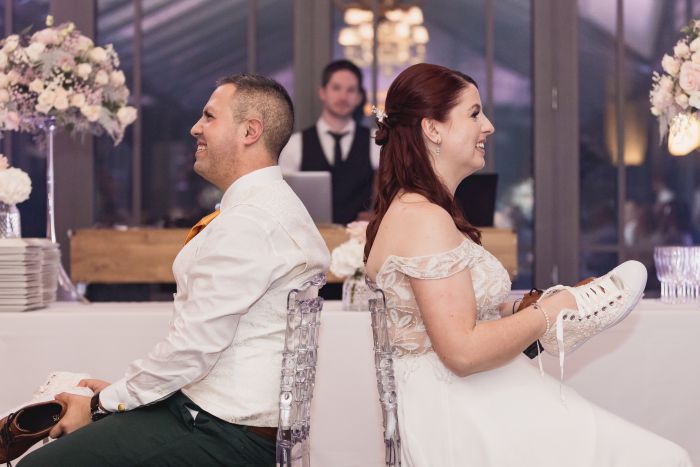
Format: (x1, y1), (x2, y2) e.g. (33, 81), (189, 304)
(650, 20), (700, 140)
(330, 221), (368, 279)
(0, 17), (137, 144)
(0, 154), (31, 205)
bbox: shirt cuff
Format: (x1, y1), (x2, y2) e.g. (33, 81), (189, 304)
(98, 378), (133, 412)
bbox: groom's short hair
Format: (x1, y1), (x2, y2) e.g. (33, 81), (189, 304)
(216, 74), (294, 159)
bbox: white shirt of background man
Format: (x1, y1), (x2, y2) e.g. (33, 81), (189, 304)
(279, 117), (381, 174)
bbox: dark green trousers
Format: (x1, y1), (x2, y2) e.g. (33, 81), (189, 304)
(17, 392), (275, 467)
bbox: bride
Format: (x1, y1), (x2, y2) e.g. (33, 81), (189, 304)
(363, 63), (692, 467)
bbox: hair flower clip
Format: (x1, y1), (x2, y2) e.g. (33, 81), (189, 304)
(371, 105), (388, 124)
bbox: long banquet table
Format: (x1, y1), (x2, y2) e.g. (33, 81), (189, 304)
(1, 300), (697, 465)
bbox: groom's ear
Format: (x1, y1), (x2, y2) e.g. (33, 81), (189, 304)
(242, 118), (264, 146)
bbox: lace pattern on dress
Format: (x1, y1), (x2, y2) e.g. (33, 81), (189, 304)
(374, 239), (512, 358)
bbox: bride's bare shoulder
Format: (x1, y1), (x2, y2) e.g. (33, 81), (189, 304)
(380, 194), (465, 257)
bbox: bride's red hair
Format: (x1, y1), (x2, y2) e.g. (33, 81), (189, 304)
(364, 63), (482, 261)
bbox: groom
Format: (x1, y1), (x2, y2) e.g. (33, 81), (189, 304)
(18, 75), (330, 466)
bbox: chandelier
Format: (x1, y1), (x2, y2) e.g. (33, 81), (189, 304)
(337, 3), (429, 75)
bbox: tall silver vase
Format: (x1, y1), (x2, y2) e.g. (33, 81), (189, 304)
(42, 117), (88, 303)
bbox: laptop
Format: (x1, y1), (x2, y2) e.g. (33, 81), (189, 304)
(454, 174), (498, 227)
(283, 171), (333, 223)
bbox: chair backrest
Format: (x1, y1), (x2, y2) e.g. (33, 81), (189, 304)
(276, 272), (326, 467)
(366, 276), (402, 467)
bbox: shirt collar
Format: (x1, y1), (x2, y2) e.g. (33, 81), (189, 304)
(317, 117), (355, 137)
(219, 166), (282, 211)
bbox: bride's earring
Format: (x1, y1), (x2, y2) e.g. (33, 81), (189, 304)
(435, 136), (441, 156)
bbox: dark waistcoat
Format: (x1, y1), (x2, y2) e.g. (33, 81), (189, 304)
(301, 125), (374, 225)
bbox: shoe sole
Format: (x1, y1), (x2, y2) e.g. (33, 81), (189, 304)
(562, 274), (646, 355)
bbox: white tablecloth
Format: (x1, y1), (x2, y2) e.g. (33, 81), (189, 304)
(1, 300), (697, 465)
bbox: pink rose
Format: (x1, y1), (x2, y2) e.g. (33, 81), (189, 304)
(679, 61), (700, 93)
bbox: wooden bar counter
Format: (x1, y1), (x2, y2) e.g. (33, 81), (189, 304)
(70, 226), (517, 284)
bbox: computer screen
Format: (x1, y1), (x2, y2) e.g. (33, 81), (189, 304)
(454, 174), (498, 227)
(283, 171), (333, 224)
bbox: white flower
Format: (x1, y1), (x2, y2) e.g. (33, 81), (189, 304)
(2, 35), (19, 53)
(659, 75), (674, 93)
(110, 70), (125, 87)
(0, 155), (7, 170)
(117, 106), (137, 125)
(38, 89), (56, 107)
(676, 92), (690, 109)
(3, 111), (19, 131)
(651, 87), (674, 112)
(689, 91), (700, 110)
(662, 54), (681, 76)
(346, 221), (368, 243)
(651, 106), (662, 116)
(330, 239), (365, 278)
(76, 63), (92, 80)
(691, 37), (700, 53)
(0, 52), (7, 70)
(32, 28), (60, 46)
(80, 104), (101, 122)
(94, 70), (109, 86)
(70, 93), (86, 108)
(28, 78), (44, 94)
(88, 46), (107, 63)
(6, 70), (19, 85)
(35, 102), (52, 114)
(53, 89), (69, 110)
(674, 40), (690, 59)
(0, 167), (32, 204)
(75, 35), (93, 53)
(0, 88), (9, 104)
(25, 42), (46, 62)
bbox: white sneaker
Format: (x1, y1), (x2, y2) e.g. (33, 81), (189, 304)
(539, 260), (647, 357)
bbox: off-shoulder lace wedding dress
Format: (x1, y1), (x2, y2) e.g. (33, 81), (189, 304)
(372, 238), (692, 467)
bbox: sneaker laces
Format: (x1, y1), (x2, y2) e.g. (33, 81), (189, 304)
(540, 275), (625, 404)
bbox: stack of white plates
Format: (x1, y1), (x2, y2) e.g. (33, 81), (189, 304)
(0, 238), (60, 311)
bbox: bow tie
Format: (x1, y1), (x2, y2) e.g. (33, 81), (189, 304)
(184, 210), (220, 244)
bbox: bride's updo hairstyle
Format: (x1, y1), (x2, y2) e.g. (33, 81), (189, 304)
(364, 63), (482, 261)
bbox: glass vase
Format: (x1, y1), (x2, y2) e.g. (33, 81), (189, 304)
(0, 202), (21, 238)
(40, 117), (88, 303)
(342, 272), (372, 311)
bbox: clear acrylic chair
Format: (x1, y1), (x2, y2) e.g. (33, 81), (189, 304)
(276, 272), (326, 467)
(366, 276), (401, 466)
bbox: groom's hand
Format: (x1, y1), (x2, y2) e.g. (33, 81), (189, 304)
(78, 378), (111, 393)
(49, 393), (92, 438)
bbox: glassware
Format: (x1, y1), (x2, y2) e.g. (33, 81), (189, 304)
(39, 117), (88, 303)
(0, 202), (21, 238)
(342, 272), (373, 311)
(654, 246), (700, 303)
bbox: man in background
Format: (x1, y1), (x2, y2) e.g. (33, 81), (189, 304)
(280, 59), (379, 225)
